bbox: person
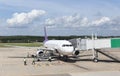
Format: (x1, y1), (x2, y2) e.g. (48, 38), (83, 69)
(48, 57), (52, 62)
(32, 58), (35, 65)
(24, 58), (27, 65)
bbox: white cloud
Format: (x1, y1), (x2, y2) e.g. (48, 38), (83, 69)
(6, 10), (120, 32)
(80, 17), (89, 26)
(45, 14), (90, 27)
(91, 17), (110, 26)
(45, 15), (113, 28)
(6, 9), (46, 27)
(45, 18), (56, 25)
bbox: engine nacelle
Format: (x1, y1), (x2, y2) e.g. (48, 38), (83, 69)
(73, 50), (80, 56)
(36, 49), (44, 56)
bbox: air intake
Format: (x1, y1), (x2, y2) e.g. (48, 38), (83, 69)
(73, 50), (79, 55)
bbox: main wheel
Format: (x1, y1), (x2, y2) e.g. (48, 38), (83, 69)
(63, 55), (68, 62)
(93, 58), (98, 62)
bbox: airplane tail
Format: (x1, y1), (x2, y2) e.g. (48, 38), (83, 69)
(44, 26), (48, 42)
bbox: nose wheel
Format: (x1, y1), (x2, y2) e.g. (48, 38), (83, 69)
(63, 55), (68, 62)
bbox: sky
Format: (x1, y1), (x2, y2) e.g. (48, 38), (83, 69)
(0, 0), (120, 36)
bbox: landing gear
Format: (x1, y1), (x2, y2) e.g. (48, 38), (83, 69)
(63, 55), (68, 62)
(93, 49), (98, 62)
(93, 58), (98, 62)
(37, 58), (40, 61)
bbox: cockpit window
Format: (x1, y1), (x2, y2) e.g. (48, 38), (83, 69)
(62, 44), (73, 47)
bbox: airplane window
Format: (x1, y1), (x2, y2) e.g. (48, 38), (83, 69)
(62, 44), (73, 47)
(62, 45), (65, 47)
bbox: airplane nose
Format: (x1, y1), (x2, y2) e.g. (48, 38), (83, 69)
(62, 47), (74, 55)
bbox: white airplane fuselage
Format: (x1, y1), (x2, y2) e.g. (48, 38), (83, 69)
(44, 40), (78, 56)
(36, 26), (79, 58)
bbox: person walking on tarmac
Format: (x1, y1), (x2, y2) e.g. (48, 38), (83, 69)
(48, 57), (52, 62)
(24, 58), (27, 65)
(32, 58), (35, 65)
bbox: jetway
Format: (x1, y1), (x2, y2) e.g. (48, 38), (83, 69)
(69, 37), (120, 62)
(69, 38), (87, 50)
(69, 38), (120, 50)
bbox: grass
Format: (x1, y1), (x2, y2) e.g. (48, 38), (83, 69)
(0, 42), (43, 47)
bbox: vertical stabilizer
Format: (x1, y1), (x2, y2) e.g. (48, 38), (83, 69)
(44, 26), (48, 42)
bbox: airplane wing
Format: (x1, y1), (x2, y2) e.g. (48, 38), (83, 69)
(8, 47), (60, 62)
(38, 47), (55, 51)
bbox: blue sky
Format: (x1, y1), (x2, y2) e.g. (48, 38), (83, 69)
(0, 0), (120, 36)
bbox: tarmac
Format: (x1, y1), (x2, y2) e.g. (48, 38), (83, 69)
(0, 47), (120, 76)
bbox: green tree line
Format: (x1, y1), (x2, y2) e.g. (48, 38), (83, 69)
(0, 36), (119, 43)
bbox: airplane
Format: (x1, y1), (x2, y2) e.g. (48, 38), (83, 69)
(35, 26), (80, 61)
(36, 30), (120, 63)
(8, 26), (120, 63)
